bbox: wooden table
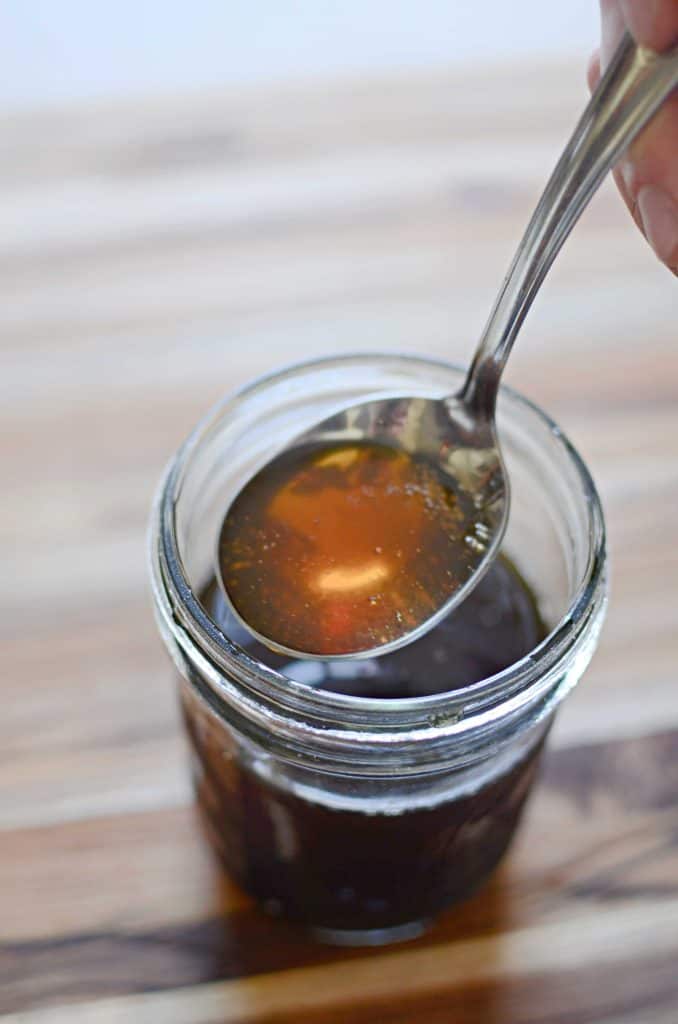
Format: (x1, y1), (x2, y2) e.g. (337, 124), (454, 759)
(2, 58), (677, 1022)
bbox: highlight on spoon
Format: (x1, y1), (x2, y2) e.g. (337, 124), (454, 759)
(217, 439), (497, 658)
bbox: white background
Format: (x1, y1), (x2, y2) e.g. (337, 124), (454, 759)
(1, 0), (599, 111)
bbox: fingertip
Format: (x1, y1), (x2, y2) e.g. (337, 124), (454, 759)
(587, 49), (602, 92)
(637, 184), (678, 267)
(612, 167), (644, 233)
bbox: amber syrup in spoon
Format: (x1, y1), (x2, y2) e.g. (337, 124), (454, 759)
(218, 441), (482, 657)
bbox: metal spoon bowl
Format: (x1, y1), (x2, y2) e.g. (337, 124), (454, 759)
(218, 33), (678, 660)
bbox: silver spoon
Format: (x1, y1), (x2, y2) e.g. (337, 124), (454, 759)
(218, 33), (678, 660)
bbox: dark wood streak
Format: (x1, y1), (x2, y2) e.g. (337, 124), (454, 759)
(542, 731), (678, 813)
(564, 824), (678, 903)
(255, 952), (678, 1024)
(0, 874), (516, 1014)
(0, 911), (362, 1015)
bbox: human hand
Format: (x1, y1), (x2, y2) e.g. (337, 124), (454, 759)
(588, 0), (678, 273)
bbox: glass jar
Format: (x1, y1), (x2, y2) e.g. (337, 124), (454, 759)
(149, 354), (607, 945)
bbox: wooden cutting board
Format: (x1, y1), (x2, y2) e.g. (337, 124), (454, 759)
(1, 56), (677, 1022)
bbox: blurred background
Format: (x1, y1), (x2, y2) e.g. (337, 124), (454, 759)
(3, 3), (678, 1020)
(3, 1), (597, 107)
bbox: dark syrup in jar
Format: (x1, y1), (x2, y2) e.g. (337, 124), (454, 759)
(184, 555), (548, 935)
(187, 439), (549, 934)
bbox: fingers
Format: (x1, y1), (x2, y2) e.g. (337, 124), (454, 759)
(619, 0), (678, 49)
(621, 95), (678, 267)
(587, 48), (642, 228)
(591, 0), (678, 272)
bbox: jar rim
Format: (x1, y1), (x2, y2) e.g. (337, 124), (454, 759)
(150, 352), (607, 751)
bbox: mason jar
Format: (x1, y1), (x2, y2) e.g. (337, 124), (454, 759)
(149, 353), (607, 946)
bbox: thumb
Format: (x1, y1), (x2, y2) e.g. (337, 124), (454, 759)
(619, 0), (678, 50)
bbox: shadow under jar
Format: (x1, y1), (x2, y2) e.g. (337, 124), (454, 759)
(149, 354), (607, 946)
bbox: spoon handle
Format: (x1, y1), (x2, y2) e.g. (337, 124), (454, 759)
(461, 32), (678, 415)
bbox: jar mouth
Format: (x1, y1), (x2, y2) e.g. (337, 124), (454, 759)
(151, 352), (607, 743)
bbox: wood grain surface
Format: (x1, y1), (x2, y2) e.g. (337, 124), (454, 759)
(1, 58), (677, 1022)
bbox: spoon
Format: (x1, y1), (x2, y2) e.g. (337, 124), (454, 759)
(218, 33), (678, 661)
